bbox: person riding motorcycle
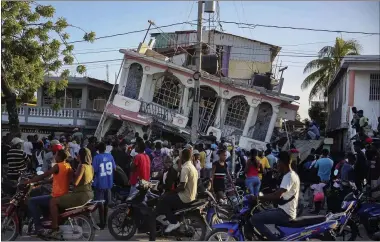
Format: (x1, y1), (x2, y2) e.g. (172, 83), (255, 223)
(247, 151), (300, 241)
(156, 148), (198, 233)
(24, 148), (73, 235)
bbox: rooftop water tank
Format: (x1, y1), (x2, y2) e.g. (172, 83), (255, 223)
(204, 1), (216, 13)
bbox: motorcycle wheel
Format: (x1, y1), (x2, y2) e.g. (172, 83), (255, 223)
(206, 228), (238, 241)
(184, 214), (207, 241)
(1, 215), (19, 241)
(63, 215), (95, 241)
(107, 208), (136, 240)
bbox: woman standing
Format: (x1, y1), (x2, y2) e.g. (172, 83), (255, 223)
(211, 148), (233, 202)
(244, 149), (262, 196)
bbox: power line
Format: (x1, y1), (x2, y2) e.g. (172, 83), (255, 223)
(67, 20), (199, 44)
(219, 20), (380, 35)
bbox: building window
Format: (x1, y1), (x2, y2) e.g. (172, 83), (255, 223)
(369, 73), (380, 101)
(153, 74), (182, 110)
(225, 96), (249, 130)
(124, 63), (143, 99)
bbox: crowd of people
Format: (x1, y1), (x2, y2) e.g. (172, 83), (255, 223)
(1, 127), (380, 238)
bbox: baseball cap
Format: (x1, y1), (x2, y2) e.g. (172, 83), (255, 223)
(211, 144), (218, 150)
(11, 137), (24, 146)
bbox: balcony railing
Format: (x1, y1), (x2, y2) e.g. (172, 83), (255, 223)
(139, 101), (179, 123)
(2, 105), (102, 127)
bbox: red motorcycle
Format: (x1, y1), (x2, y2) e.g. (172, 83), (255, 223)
(1, 172), (103, 241)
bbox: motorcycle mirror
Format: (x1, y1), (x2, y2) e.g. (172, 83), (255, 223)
(333, 169), (339, 176)
(36, 171), (44, 176)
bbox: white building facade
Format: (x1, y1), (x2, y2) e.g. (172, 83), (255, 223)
(327, 55), (380, 151)
(96, 48), (299, 151)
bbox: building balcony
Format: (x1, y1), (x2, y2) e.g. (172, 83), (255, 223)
(1, 105), (102, 128)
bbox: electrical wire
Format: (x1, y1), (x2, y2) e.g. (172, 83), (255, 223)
(218, 20), (380, 35)
(67, 20), (199, 44)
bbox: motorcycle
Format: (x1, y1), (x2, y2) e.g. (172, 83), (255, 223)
(108, 179), (212, 241)
(206, 194), (338, 241)
(1, 171), (103, 241)
(335, 182), (380, 241)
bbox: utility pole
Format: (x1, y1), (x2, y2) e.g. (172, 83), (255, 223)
(191, 0), (203, 143)
(277, 66), (288, 94)
(106, 64), (109, 83)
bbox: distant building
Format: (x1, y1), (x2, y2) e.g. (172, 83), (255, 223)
(2, 77), (115, 139)
(327, 55), (380, 151)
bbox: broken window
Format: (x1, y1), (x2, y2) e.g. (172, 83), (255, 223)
(153, 74), (182, 110)
(124, 63), (143, 99)
(198, 86), (218, 133)
(250, 102), (273, 142)
(224, 96), (250, 130)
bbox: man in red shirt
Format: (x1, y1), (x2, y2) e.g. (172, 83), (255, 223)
(129, 138), (151, 195)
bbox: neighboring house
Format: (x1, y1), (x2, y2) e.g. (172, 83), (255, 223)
(95, 42), (299, 151)
(151, 30), (281, 91)
(2, 76), (115, 139)
(327, 55), (380, 151)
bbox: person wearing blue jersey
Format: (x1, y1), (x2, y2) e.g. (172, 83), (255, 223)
(92, 142), (116, 229)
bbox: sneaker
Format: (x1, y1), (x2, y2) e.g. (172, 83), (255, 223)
(164, 222), (180, 233)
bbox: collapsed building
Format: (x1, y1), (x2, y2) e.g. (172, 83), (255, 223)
(95, 30), (300, 151)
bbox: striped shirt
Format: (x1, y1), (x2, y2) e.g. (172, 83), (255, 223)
(7, 148), (28, 180)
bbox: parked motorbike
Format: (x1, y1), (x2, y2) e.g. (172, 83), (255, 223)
(335, 182), (380, 241)
(1, 172), (103, 241)
(206, 194), (338, 241)
(108, 179), (214, 241)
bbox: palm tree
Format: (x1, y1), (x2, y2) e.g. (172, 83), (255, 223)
(301, 37), (362, 101)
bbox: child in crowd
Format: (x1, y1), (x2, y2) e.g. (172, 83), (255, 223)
(310, 177), (326, 214)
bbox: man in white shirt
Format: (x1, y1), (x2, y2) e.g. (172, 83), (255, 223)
(23, 136), (34, 156)
(249, 151), (300, 241)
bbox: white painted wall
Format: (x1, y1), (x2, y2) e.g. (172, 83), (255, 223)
(112, 94), (141, 113)
(353, 70), (380, 127)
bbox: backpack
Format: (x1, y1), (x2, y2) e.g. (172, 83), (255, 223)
(151, 151), (164, 173)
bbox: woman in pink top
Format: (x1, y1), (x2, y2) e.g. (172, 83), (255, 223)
(244, 149), (263, 195)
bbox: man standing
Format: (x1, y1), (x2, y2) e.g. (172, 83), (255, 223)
(92, 142), (116, 229)
(156, 148), (198, 233)
(314, 149), (334, 183)
(7, 138), (29, 181)
(249, 151), (300, 240)
(353, 141), (369, 191)
(129, 138), (151, 195)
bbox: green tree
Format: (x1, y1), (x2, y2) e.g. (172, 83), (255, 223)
(301, 37), (361, 101)
(1, 1), (95, 136)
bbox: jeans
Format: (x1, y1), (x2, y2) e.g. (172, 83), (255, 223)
(156, 193), (187, 224)
(245, 176), (261, 196)
(250, 208), (291, 240)
(28, 195), (52, 229)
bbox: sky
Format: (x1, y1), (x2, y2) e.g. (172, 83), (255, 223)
(44, 1), (380, 119)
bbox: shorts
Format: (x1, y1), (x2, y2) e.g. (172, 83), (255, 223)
(57, 191), (94, 209)
(94, 189), (111, 204)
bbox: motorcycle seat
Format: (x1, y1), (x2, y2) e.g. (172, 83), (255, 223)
(174, 200), (206, 214)
(63, 199), (94, 211)
(277, 215), (326, 228)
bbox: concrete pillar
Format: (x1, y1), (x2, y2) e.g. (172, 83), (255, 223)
(182, 87), (189, 115)
(138, 74), (148, 100)
(243, 105), (256, 136)
(265, 105), (280, 143)
(81, 86), (88, 109)
(37, 87), (43, 106)
(214, 97), (227, 128)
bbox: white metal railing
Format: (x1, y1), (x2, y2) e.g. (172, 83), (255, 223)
(2, 106), (101, 120)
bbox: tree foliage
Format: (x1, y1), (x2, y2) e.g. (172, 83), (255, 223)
(301, 37), (361, 101)
(1, 1), (95, 136)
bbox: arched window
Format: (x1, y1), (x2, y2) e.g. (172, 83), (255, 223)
(124, 63), (143, 99)
(250, 102), (273, 141)
(153, 74), (182, 109)
(225, 96), (250, 130)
